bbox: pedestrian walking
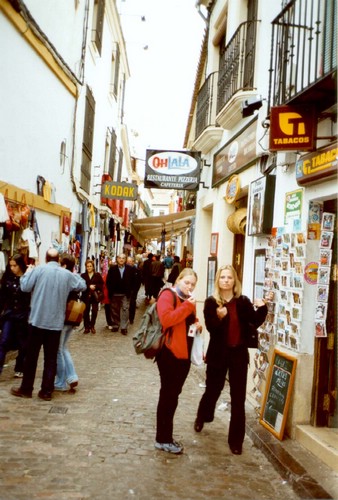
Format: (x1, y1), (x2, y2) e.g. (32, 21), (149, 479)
(167, 255), (182, 285)
(10, 248), (86, 401)
(155, 268), (202, 454)
(0, 254), (30, 378)
(106, 253), (135, 335)
(142, 252), (153, 302)
(194, 264), (267, 455)
(163, 252), (174, 281)
(150, 254), (164, 299)
(54, 253), (82, 392)
(102, 257), (113, 330)
(127, 255), (142, 325)
(81, 259), (104, 334)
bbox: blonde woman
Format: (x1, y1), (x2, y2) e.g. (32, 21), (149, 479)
(194, 265), (267, 455)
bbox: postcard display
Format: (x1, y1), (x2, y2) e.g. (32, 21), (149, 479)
(251, 230), (307, 406)
(315, 212), (335, 337)
(251, 212), (335, 406)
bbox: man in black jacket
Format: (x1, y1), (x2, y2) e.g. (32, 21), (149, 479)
(106, 253), (135, 335)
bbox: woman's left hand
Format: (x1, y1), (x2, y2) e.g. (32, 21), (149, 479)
(195, 321), (203, 333)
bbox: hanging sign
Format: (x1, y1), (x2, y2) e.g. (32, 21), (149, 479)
(269, 105), (315, 151)
(101, 181), (138, 200)
(145, 150), (201, 191)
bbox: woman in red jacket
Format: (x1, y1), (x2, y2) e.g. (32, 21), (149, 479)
(155, 268), (202, 454)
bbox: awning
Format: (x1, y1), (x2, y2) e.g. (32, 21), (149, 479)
(131, 209), (195, 245)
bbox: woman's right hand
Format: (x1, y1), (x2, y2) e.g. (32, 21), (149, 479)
(216, 305), (228, 319)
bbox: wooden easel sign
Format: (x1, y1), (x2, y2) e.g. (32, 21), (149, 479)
(260, 349), (297, 440)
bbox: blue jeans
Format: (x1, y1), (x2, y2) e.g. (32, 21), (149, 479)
(55, 325), (78, 390)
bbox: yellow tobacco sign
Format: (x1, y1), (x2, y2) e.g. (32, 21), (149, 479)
(101, 182), (138, 200)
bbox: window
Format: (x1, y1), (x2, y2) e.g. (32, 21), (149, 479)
(110, 43), (120, 97)
(108, 128), (117, 180)
(81, 86), (95, 193)
(92, 0), (105, 56)
(117, 147), (123, 182)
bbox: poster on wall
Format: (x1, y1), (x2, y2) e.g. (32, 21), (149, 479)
(248, 175), (276, 235)
(284, 189), (303, 231)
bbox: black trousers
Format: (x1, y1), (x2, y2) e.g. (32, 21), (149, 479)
(156, 346), (191, 443)
(196, 345), (249, 448)
(83, 299), (99, 329)
(21, 325), (61, 396)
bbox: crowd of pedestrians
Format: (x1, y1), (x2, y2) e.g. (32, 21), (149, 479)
(0, 249), (268, 458)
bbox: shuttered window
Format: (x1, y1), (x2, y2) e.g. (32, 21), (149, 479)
(81, 86), (95, 193)
(108, 128), (117, 180)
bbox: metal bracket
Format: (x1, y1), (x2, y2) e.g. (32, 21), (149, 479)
(203, 160), (211, 167)
(199, 181), (210, 189)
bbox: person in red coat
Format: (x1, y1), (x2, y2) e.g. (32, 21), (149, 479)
(155, 268), (202, 454)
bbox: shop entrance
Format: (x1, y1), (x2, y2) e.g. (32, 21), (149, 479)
(311, 198), (337, 428)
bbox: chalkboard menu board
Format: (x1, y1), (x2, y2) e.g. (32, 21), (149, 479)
(260, 349), (297, 440)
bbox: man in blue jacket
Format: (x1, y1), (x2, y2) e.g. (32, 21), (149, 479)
(10, 248), (86, 401)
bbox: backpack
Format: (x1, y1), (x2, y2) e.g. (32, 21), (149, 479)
(132, 288), (177, 359)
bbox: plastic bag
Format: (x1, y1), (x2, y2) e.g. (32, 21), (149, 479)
(191, 332), (204, 366)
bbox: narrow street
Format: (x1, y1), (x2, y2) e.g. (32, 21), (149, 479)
(0, 295), (301, 500)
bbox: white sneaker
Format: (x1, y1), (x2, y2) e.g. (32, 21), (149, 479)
(154, 440), (183, 454)
(14, 372), (23, 378)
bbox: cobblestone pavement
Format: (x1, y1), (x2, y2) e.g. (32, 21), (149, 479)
(0, 298), (299, 500)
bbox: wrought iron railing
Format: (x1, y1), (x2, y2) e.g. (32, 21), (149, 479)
(195, 72), (218, 138)
(217, 21), (258, 115)
(269, 0), (337, 108)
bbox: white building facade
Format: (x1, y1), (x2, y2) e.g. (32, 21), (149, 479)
(0, 0), (138, 272)
(185, 0), (337, 469)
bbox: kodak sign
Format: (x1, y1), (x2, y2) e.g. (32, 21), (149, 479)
(269, 105), (315, 151)
(101, 181), (138, 200)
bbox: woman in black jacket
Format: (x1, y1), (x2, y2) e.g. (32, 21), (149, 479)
(0, 254), (31, 378)
(194, 264), (267, 455)
(81, 260), (104, 334)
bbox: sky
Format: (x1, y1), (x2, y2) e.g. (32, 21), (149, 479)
(118, 0), (206, 159)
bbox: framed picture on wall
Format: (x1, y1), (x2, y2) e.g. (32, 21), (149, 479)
(210, 233), (219, 256)
(248, 175), (276, 235)
(207, 256), (217, 297)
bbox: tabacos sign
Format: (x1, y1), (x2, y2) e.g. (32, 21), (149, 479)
(269, 105), (315, 151)
(145, 149), (201, 191)
(296, 143), (337, 185)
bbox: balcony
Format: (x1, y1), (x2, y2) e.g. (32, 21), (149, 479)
(193, 72), (223, 154)
(216, 20), (259, 130)
(269, 0), (337, 112)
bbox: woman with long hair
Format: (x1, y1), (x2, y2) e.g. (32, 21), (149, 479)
(155, 268), (202, 454)
(0, 254), (30, 378)
(194, 264), (267, 455)
(81, 260), (104, 334)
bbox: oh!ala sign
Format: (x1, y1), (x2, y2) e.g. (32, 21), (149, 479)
(145, 149), (201, 191)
